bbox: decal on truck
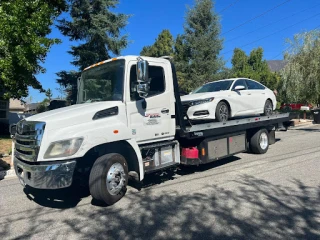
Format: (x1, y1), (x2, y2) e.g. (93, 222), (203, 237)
(144, 113), (161, 125)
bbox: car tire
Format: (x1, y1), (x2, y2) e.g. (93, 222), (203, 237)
(215, 101), (229, 122)
(263, 100), (273, 116)
(89, 153), (128, 205)
(249, 128), (269, 154)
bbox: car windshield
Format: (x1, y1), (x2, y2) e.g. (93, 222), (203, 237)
(77, 60), (125, 103)
(192, 80), (234, 93)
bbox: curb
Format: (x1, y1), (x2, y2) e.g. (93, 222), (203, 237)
(291, 121), (315, 129)
(0, 168), (16, 180)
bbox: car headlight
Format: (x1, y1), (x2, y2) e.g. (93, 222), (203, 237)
(44, 137), (83, 159)
(190, 97), (214, 106)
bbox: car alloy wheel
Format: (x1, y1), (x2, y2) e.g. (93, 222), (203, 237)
(219, 104), (229, 122)
(264, 100), (273, 116)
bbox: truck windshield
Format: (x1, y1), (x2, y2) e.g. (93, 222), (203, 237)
(192, 80), (234, 93)
(77, 60), (125, 103)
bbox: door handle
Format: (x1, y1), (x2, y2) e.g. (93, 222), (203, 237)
(262, 92), (266, 94)
(247, 93), (252, 95)
(161, 108), (169, 114)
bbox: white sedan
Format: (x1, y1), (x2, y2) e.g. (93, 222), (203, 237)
(181, 78), (277, 122)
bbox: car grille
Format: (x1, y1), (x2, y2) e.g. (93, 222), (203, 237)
(14, 120), (46, 162)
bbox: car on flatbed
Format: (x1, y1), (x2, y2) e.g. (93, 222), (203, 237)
(181, 78), (276, 122)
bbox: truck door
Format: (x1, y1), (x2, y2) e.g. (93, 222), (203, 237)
(126, 61), (176, 144)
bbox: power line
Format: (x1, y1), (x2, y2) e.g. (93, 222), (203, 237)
(222, 12), (320, 55)
(225, 3), (320, 43)
(218, 0), (240, 14)
(271, 24), (320, 60)
(222, 0), (292, 35)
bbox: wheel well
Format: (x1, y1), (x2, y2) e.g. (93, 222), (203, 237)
(219, 100), (231, 115)
(74, 141), (140, 183)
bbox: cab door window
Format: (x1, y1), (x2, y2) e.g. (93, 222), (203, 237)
(130, 65), (166, 101)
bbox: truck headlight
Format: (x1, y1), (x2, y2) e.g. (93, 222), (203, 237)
(190, 98), (214, 106)
(44, 138), (83, 159)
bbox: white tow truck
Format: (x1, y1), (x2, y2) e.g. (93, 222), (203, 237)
(10, 56), (293, 205)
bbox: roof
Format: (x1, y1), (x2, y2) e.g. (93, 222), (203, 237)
(9, 99), (25, 110)
(24, 103), (40, 111)
(267, 60), (287, 72)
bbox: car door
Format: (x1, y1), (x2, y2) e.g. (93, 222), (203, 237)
(229, 79), (256, 116)
(126, 61), (176, 144)
(245, 79), (267, 113)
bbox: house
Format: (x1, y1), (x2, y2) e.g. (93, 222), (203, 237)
(0, 99), (9, 134)
(8, 99), (29, 125)
(9, 99), (25, 113)
(24, 103), (40, 115)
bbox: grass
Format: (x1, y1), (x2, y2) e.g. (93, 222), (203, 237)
(0, 136), (12, 169)
(0, 136), (12, 155)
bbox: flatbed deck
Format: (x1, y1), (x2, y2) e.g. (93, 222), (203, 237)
(177, 113), (292, 139)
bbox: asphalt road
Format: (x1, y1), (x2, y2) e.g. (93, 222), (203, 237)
(1, 125), (320, 240)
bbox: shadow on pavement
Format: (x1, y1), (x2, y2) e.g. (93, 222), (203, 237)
(22, 184), (90, 209)
(1, 173), (319, 239)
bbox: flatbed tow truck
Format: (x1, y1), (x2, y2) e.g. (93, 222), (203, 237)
(10, 56), (293, 205)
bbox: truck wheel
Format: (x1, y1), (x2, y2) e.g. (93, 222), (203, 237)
(249, 129), (269, 154)
(215, 101), (229, 122)
(89, 153), (128, 205)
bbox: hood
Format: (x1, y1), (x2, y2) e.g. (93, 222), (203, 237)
(25, 101), (122, 130)
(181, 91), (228, 102)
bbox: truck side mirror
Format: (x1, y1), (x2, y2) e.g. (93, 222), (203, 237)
(136, 57), (150, 98)
(10, 124), (17, 137)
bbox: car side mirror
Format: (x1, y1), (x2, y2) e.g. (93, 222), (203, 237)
(136, 57), (150, 98)
(234, 85), (246, 91)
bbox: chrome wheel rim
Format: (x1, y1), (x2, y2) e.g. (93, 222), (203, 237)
(265, 101), (273, 116)
(106, 163), (126, 195)
(259, 132), (268, 150)
(219, 104), (228, 122)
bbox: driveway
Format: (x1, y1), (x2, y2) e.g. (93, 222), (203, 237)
(1, 125), (320, 239)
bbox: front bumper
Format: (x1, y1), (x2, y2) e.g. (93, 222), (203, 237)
(186, 102), (217, 120)
(13, 157), (76, 189)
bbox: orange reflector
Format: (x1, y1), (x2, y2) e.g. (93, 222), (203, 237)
(201, 148), (205, 156)
(113, 130), (119, 134)
(112, 58), (117, 61)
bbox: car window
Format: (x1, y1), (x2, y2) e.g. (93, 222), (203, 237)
(130, 65), (165, 101)
(245, 80), (265, 90)
(232, 79), (247, 90)
(193, 80), (234, 93)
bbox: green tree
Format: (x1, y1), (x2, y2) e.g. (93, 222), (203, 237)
(0, 0), (66, 99)
(181, 0), (223, 91)
(140, 30), (174, 57)
(56, 0), (130, 104)
(280, 30), (320, 105)
(231, 47), (279, 91)
(45, 89), (53, 101)
(174, 34), (190, 91)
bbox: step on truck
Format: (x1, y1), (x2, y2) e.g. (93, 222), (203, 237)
(10, 56), (293, 205)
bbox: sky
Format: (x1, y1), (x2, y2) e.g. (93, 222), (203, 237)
(30, 0), (320, 102)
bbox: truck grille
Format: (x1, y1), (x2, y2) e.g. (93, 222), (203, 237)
(14, 120), (46, 162)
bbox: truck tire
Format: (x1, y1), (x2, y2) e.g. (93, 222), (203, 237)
(249, 129), (269, 154)
(89, 153), (128, 205)
(215, 101), (229, 122)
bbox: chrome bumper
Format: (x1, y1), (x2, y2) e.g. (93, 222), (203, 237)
(13, 157), (76, 189)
